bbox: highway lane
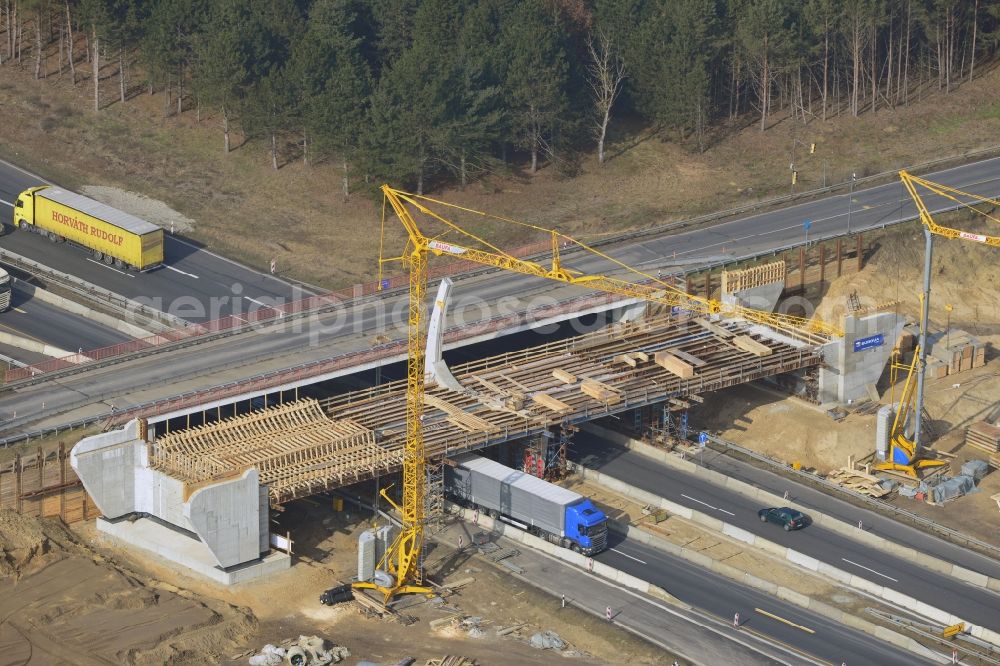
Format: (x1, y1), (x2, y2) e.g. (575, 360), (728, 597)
(668, 419), (1000, 585)
(0, 286), (132, 362)
(2, 156), (999, 435)
(571, 434), (1000, 632)
(597, 535), (930, 665)
(0, 160), (309, 323)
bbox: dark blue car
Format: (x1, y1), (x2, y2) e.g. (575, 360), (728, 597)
(758, 507), (807, 531)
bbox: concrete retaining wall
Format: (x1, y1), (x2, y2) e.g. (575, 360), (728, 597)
(14, 280), (157, 337)
(575, 457), (1000, 648)
(0, 330), (76, 359)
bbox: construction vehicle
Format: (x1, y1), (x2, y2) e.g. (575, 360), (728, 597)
(0, 267), (10, 311)
(874, 346), (946, 477)
(13, 186), (164, 271)
(356, 184), (841, 606)
(446, 452), (608, 555)
(879, 171), (1000, 476)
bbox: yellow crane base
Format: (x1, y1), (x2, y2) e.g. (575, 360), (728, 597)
(351, 580), (435, 607)
(872, 458), (948, 479)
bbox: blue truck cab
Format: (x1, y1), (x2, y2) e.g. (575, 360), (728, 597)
(565, 498), (608, 555)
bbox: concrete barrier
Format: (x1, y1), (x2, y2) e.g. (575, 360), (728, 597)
(14, 280), (156, 337)
(457, 497), (954, 661)
(578, 460), (1000, 649)
(0, 330), (77, 359)
(584, 423), (1000, 595)
(448, 504), (655, 597)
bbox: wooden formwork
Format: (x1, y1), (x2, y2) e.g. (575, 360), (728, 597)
(145, 315), (822, 503)
(686, 235), (868, 300)
(322, 314), (823, 488)
(0, 442), (97, 523)
(151, 399), (401, 506)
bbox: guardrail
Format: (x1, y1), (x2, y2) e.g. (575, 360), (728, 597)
(704, 433), (1000, 560)
(0, 288), (631, 447)
(0, 248), (186, 329)
(6, 145), (998, 385)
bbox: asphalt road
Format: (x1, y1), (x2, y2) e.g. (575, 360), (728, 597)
(2, 156), (1000, 435)
(598, 534), (929, 665)
(571, 433), (1000, 632)
(0, 284), (131, 353)
(0, 158), (308, 324)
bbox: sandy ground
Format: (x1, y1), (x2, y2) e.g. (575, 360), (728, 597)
(684, 220), (1000, 547)
(0, 510), (257, 665)
(24, 495), (668, 666)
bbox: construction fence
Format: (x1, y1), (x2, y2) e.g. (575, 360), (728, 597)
(0, 441), (96, 523)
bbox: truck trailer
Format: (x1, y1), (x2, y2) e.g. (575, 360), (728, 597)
(445, 452), (608, 555)
(13, 186), (164, 271)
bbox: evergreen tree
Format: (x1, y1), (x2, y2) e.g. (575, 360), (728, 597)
(502, 1), (571, 174)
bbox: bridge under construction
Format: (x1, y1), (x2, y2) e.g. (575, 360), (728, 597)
(146, 312), (820, 508)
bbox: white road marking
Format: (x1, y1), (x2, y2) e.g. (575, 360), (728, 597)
(841, 558), (899, 582)
(0, 199), (12, 207)
(610, 548), (646, 565)
(165, 265), (199, 279)
(681, 493), (735, 516)
(13, 307), (26, 314)
(85, 258), (134, 277)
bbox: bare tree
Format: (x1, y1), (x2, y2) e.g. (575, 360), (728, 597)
(586, 30), (625, 166)
(969, 0), (978, 81)
(92, 25), (99, 112)
(65, 0), (74, 84)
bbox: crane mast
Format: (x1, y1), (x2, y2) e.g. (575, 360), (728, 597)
(356, 184), (841, 605)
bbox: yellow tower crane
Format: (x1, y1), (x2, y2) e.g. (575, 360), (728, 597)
(354, 185), (841, 605)
(874, 171), (1000, 477)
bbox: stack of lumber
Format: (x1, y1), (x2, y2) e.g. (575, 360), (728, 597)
(826, 467), (891, 497)
(929, 329), (987, 375)
(580, 378), (621, 404)
(965, 421), (1000, 469)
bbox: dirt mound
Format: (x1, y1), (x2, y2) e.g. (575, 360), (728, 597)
(0, 513), (258, 664)
(0, 509), (57, 576)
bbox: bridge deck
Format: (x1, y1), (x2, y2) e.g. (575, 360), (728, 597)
(148, 315), (822, 505)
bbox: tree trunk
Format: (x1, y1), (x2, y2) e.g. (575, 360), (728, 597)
(597, 106), (609, 164)
(65, 1), (75, 84)
(886, 8), (893, 108)
(342, 161), (349, 200)
(92, 29), (99, 112)
(119, 48), (125, 104)
(416, 165), (423, 195)
(270, 131), (278, 170)
(222, 106), (230, 153)
(969, 0), (978, 81)
(57, 19), (63, 75)
(821, 30), (829, 120)
(460, 152), (467, 186)
(903, 0), (911, 105)
(196, 96), (201, 122)
(530, 145), (538, 173)
(302, 134), (308, 166)
(851, 16), (860, 117)
(34, 9), (42, 78)
(177, 79), (182, 115)
(870, 14), (876, 113)
(759, 34), (769, 131)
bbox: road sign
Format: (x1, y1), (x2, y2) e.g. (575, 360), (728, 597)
(853, 334), (885, 353)
(698, 432), (709, 446)
(803, 219), (812, 231)
(380, 278), (391, 291)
